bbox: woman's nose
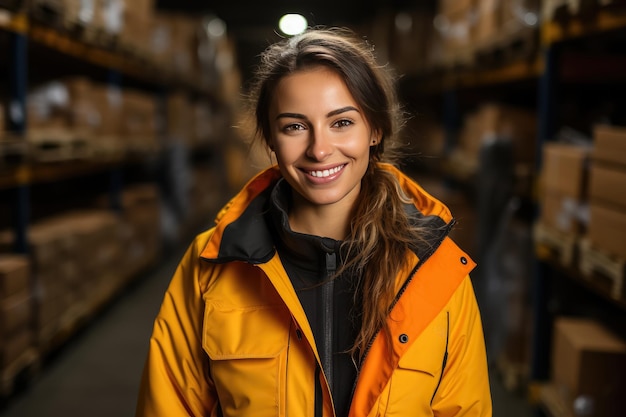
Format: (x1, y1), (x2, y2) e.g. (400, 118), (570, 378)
(306, 129), (333, 161)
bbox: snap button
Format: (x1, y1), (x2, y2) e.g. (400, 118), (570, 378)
(399, 334), (409, 344)
(460, 256), (467, 265)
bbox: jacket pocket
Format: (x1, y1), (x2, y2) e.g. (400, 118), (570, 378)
(383, 323), (447, 415)
(203, 302), (290, 417)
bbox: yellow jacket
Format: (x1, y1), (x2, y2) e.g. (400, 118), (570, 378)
(136, 164), (492, 417)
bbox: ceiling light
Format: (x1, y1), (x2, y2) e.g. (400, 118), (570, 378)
(278, 14), (308, 36)
(206, 16), (226, 38)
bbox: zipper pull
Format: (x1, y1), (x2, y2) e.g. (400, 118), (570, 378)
(326, 252), (336, 278)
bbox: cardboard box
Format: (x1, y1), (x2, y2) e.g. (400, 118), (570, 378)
(0, 102), (4, 133)
(540, 189), (585, 234)
(552, 317), (626, 417)
(35, 282), (71, 329)
(0, 329), (33, 369)
(0, 255), (30, 299)
(589, 163), (626, 209)
(480, 103), (537, 164)
(593, 124), (626, 166)
(588, 203), (626, 259)
(542, 143), (590, 199)
(0, 290), (33, 336)
(473, 0), (500, 45)
(438, 0), (476, 15)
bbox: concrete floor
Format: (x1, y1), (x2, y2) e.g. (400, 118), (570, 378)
(0, 246), (537, 417)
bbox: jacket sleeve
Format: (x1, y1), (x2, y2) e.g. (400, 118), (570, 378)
(431, 276), (493, 417)
(135, 238), (216, 417)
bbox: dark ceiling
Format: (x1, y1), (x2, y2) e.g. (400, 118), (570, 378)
(155, 0), (428, 84)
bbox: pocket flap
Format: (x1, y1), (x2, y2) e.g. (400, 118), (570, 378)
(397, 329), (447, 377)
(203, 302), (290, 360)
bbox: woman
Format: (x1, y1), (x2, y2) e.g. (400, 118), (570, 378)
(136, 28), (492, 417)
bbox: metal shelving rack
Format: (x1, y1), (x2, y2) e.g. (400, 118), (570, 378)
(1, 11), (216, 254)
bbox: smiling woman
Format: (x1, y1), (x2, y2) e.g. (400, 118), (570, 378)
(136, 27), (492, 417)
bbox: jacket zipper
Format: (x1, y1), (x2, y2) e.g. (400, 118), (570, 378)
(316, 252), (337, 417)
(322, 252), (336, 393)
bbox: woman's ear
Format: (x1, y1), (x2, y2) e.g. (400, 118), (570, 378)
(370, 134), (381, 146)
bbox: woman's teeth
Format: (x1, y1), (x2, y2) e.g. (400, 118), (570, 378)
(310, 165), (344, 178)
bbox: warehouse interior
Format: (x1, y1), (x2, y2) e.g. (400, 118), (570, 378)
(1, 0), (626, 416)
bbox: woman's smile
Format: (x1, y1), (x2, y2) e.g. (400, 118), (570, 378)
(302, 163), (346, 180)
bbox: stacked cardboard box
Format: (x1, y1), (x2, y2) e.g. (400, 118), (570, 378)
(193, 100), (218, 146)
(140, 11), (206, 81)
(26, 78), (156, 159)
(450, 102), (537, 178)
(551, 317), (626, 417)
(0, 209), (138, 352)
(0, 255), (34, 370)
(117, 184), (161, 275)
(166, 92), (194, 146)
(363, 8), (437, 76)
(0, 102), (5, 134)
(88, 82), (124, 158)
(186, 166), (224, 235)
(26, 219), (76, 346)
(62, 0), (97, 28)
(539, 142), (591, 235)
(118, 0), (154, 59)
(23, 211), (123, 348)
(473, 0), (539, 49)
(436, 0), (476, 66)
(588, 125), (626, 259)
(119, 89), (159, 154)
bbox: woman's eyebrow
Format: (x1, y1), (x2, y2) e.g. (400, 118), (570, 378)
(276, 112), (306, 120)
(275, 106), (359, 120)
(326, 106), (359, 117)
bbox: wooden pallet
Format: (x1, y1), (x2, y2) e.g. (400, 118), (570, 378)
(37, 301), (91, 355)
(533, 222), (578, 267)
(578, 238), (626, 300)
(0, 348), (40, 398)
(544, 0), (625, 21)
(438, 48), (476, 71)
(81, 26), (118, 50)
(28, 0), (65, 27)
(538, 382), (575, 417)
(495, 354), (529, 393)
(0, 137), (29, 168)
(474, 30), (538, 68)
(0, 0), (26, 13)
(27, 129), (93, 162)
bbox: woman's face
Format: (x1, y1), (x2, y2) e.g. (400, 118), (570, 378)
(269, 66), (375, 212)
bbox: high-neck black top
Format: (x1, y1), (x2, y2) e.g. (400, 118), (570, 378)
(266, 179), (361, 417)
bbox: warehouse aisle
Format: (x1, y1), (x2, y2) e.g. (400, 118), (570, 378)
(0, 243), (535, 417)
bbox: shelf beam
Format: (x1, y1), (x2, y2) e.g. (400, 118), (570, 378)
(542, 10), (626, 45)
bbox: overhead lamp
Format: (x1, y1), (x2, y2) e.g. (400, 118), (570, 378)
(206, 16), (226, 38)
(279, 13), (308, 36)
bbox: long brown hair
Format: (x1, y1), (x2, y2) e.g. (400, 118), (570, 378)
(249, 27), (425, 360)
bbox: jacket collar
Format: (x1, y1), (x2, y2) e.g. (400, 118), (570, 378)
(200, 163), (455, 264)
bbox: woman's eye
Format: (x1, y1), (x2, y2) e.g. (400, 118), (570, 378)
(283, 123), (305, 132)
(333, 119), (353, 128)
